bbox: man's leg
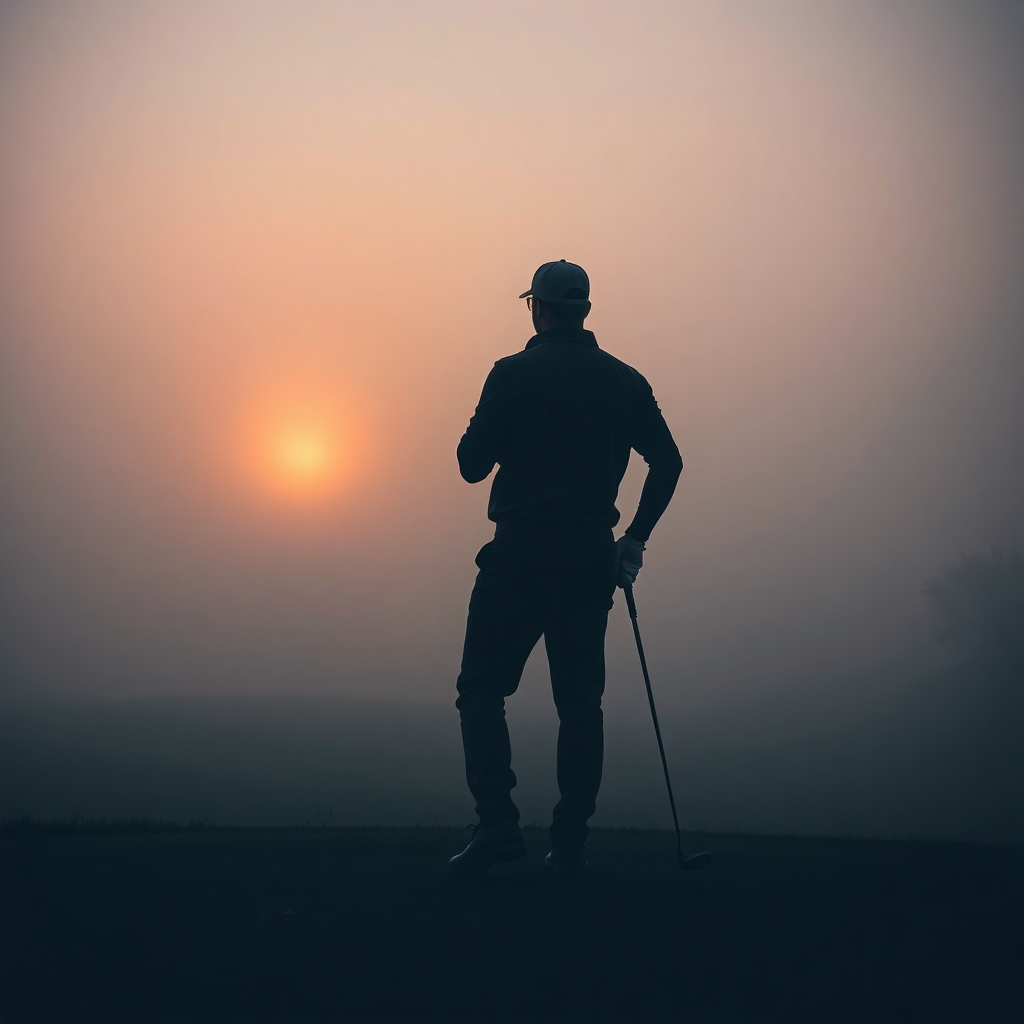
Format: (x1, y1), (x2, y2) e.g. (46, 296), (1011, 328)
(545, 561), (614, 849)
(456, 539), (545, 828)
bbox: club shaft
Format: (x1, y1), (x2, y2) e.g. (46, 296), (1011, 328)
(624, 585), (684, 853)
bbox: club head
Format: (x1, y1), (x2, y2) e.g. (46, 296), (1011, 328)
(678, 850), (712, 871)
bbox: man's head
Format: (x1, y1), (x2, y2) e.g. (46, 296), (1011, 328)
(519, 260), (592, 332)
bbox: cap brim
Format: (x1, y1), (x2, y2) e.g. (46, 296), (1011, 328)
(518, 289), (589, 303)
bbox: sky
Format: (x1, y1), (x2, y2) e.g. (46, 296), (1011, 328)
(1, 0), (1021, 727)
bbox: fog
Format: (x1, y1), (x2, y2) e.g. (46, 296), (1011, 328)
(1, 1), (1021, 842)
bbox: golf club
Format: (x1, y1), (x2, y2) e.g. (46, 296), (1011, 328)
(623, 584), (711, 871)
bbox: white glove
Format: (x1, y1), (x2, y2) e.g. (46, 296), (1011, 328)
(614, 535), (645, 588)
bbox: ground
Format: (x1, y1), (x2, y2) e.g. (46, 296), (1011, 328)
(2, 826), (1021, 1023)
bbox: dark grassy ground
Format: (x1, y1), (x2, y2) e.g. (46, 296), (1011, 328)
(1, 825), (1021, 1023)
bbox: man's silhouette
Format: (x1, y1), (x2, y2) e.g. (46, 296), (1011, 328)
(448, 260), (682, 877)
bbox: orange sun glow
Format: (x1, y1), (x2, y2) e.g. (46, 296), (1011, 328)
(274, 428), (332, 482)
(262, 421), (341, 497)
(230, 360), (364, 506)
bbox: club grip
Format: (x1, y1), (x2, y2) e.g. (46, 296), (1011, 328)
(623, 584), (638, 621)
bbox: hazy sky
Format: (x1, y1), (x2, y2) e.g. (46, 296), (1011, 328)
(1, 0), (1021, 710)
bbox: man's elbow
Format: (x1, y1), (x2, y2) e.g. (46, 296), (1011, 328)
(655, 449), (683, 481)
(457, 440), (495, 483)
(459, 461), (493, 484)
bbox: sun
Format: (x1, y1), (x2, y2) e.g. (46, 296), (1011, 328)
(268, 419), (335, 491)
(256, 419), (344, 499)
(275, 428), (331, 482)
(230, 363), (362, 505)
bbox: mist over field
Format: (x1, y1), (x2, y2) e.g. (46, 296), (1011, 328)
(2, 661), (1021, 843)
(1, 1), (1021, 843)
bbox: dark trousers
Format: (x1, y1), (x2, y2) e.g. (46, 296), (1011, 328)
(455, 527), (616, 848)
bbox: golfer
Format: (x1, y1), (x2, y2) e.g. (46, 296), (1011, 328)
(449, 260), (683, 877)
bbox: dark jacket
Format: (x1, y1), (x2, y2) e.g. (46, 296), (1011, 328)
(457, 326), (682, 542)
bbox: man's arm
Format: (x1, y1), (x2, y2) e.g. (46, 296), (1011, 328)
(457, 364), (504, 483)
(623, 382), (683, 543)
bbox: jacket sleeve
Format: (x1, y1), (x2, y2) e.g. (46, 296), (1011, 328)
(623, 378), (683, 543)
(457, 364), (505, 483)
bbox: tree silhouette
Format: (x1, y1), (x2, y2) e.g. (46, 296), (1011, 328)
(925, 547), (1024, 681)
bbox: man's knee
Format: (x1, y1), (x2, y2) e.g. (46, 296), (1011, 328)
(553, 691), (604, 723)
(549, 658), (606, 713)
(456, 652), (527, 703)
(455, 688), (501, 716)
(455, 672), (520, 718)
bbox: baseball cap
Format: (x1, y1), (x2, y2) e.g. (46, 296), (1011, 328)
(518, 259), (590, 305)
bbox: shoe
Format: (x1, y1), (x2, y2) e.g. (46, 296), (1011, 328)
(447, 820), (528, 876)
(545, 846), (587, 878)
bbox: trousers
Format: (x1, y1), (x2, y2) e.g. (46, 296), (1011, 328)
(455, 526), (616, 848)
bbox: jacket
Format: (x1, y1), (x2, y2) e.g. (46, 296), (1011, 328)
(457, 326), (682, 542)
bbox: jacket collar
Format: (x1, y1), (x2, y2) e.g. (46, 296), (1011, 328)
(525, 327), (598, 351)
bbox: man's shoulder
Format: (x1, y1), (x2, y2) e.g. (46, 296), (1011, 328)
(595, 346), (647, 380)
(493, 344), (648, 388)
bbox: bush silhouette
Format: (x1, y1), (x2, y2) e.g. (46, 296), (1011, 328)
(925, 546), (1023, 679)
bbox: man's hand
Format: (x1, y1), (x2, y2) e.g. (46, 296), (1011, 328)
(614, 535), (645, 589)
